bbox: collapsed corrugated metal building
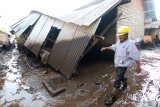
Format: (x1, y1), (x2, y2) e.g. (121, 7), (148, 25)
(11, 0), (143, 78)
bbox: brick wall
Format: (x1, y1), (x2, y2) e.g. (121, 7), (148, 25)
(117, 0), (145, 40)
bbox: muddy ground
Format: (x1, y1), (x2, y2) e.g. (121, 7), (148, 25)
(0, 45), (160, 107)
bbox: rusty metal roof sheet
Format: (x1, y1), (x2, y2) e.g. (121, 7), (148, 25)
(60, 0), (122, 26)
(145, 21), (160, 29)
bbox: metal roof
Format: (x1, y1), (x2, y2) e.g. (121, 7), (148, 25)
(60, 0), (122, 26)
(11, 0), (122, 27)
(11, 11), (41, 37)
(145, 21), (160, 29)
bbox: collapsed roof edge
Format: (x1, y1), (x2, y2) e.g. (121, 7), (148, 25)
(11, 0), (131, 28)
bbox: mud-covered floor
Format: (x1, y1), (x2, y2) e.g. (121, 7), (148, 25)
(0, 45), (160, 107)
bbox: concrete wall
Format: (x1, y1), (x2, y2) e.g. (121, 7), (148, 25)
(117, 0), (144, 40)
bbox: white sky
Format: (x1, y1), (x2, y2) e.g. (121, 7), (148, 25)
(0, 0), (160, 30)
(154, 0), (160, 19)
(0, 0), (93, 29)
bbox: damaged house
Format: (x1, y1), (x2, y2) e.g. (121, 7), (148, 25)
(10, 0), (144, 78)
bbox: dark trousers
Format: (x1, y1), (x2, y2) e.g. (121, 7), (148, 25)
(114, 67), (127, 89)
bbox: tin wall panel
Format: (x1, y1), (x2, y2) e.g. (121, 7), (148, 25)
(30, 17), (56, 56)
(13, 13), (41, 36)
(60, 19), (101, 77)
(31, 18), (64, 56)
(24, 15), (48, 49)
(48, 23), (78, 71)
(11, 16), (27, 29)
(16, 13), (41, 37)
(51, 19), (65, 30)
(12, 15), (33, 33)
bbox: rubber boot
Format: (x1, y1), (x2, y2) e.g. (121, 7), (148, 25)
(122, 79), (127, 90)
(111, 88), (121, 102)
(104, 88), (120, 106)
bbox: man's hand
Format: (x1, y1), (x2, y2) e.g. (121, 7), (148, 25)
(135, 61), (141, 73)
(135, 66), (141, 73)
(101, 47), (112, 52)
(101, 47), (106, 52)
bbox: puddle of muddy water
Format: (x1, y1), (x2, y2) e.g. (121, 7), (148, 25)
(0, 49), (64, 107)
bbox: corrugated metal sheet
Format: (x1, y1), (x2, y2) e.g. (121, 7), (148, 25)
(30, 17), (56, 56)
(48, 18), (100, 77)
(48, 23), (78, 71)
(11, 11), (40, 29)
(11, 16), (28, 30)
(12, 12), (41, 37)
(60, 0), (121, 26)
(24, 15), (48, 49)
(11, 16), (32, 33)
(31, 18), (64, 56)
(60, 19), (101, 77)
(145, 21), (160, 29)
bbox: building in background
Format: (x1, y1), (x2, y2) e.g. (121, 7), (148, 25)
(144, 0), (156, 23)
(143, 21), (160, 47)
(143, 0), (160, 47)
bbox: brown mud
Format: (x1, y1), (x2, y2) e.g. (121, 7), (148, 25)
(0, 46), (160, 107)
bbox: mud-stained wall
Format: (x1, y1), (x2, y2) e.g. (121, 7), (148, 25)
(143, 28), (160, 46)
(117, 0), (144, 40)
(150, 29), (160, 43)
(0, 32), (9, 45)
(143, 35), (152, 43)
(153, 29), (160, 39)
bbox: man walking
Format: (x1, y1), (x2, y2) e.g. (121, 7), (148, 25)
(101, 26), (141, 101)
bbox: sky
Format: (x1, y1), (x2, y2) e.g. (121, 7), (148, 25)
(154, 0), (160, 19)
(0, 0), (160, 30)
(0, 0), (93, 29)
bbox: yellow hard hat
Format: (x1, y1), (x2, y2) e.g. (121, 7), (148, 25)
(117, 26), (129, 36)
